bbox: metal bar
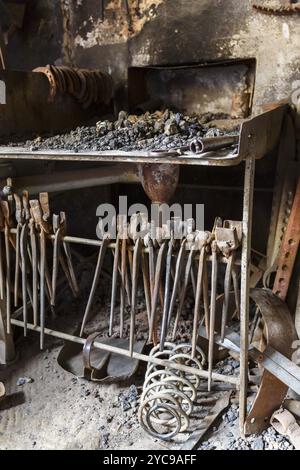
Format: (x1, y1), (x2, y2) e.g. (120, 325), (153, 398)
(0, 147), (243, 167)
(208, 242), (218, 391)
(80, 237), (110, 337)
(109, 233), (120, 336)
(4, 224), (11, 334)
(239, 154), (255, 436)
(257, 346), (300, 396)
(190, 135), (239, 153)
(39, 229), (46, 349)
(199, 325), (300, 396)
(7, 229), (242, 264)
(9, 165), (139, 194)
(129, 237), (142, 355)
(10, 318), (239, 385)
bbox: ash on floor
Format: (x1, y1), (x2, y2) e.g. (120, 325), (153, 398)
(0, 332), (162, 450)
(0, 253), (295, 450)
(0, 333), (295, 450)
(199, 413), (294, 451)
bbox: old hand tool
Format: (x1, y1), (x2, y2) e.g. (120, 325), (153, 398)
(140, 218), (152, 328)
(29, 198), (51, 349)
(61, 213), (79, 298)
(141, 243), (151, 328)
(0, 200), (12, 334)
(215, 221), (242, 341)
(191, 231), (211, 359)
(29, 215), (38, 327)
(50, 212), (79, 306)
(172, 221), (196, 340)
(119, 217), (129, 337)
(208, 239), (219, 392)
(13, 193), (23, 307)
(129, 236), (142, 355)
(159, 231), (175, 351)
(80, 234), (110, 337)
(149, 237), (167, 345)
(224, 220), (242, 320)
(53, 211), (79, 301)
(109, 228), (120, 337)
(20, 192), (30, 336)
(167, 237), (187, 326)
(147, 233), (155, 297)
(129, 214), (143, 355)
(51, 214), (61, 306)
(39, 193), (53, 303)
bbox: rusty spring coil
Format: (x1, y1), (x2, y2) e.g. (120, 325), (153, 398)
(138, 343), (206, 440)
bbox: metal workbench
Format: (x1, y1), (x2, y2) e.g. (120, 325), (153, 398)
(0, 104), (287, 436)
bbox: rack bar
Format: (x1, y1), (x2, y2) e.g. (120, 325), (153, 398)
(8, 229), (241, 265)
(10, 318), (238, 385)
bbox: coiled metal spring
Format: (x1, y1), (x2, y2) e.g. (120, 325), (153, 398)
(138, 343), (206, 440)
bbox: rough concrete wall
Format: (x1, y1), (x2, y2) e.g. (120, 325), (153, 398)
(69, 0), (300, 113)
(7, 0), (63, 70)
(7, 0), (300, 113)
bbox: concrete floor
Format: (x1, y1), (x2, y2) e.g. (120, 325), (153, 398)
(0, 257), (294, 451)
(0, 330), (294, 450)
(0, 331), (166, 450)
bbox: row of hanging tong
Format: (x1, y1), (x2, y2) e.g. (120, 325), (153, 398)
(0, 176), (242, 388)
(80, 212), (242, 388)
(0, 179), (79, 349)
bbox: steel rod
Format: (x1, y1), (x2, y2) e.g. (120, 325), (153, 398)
(10, 165), (139, 194)
(10, 318), (239, 385)
(6, 229), (242, 264)
(0, 147), (242, 167)
(239, 154), (255, 436)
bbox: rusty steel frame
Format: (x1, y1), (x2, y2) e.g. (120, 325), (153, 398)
(0, 104), (287, 437)
(239, 152), (255, 435)
(9, 318), (238, 385)
(6, 151), (257, 434)
(0, 147), (245, 167)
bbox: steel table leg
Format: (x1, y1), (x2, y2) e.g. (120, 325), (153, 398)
(239, 154), (255, 436)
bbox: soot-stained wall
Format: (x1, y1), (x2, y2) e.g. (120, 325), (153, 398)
(6, 0), (300, 113)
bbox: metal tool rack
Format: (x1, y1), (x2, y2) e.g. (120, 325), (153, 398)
(0, 105), (286, 435)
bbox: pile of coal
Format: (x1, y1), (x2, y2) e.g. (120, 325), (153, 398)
(8, 110), (240, 152)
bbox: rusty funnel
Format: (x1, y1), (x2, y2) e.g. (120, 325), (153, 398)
(138, 164), (180, 205)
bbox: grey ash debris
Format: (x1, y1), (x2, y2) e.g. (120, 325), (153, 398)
(200, 423), (294, 451)
(9, 110), (240, 153)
